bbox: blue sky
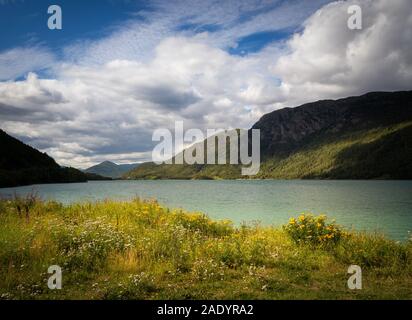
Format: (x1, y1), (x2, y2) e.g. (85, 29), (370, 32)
(0, 0), (330, 65)
(0, 0), (143, 52)
(0, 0), (411, 167)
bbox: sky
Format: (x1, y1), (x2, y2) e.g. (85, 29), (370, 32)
(0, 0), (411, 168)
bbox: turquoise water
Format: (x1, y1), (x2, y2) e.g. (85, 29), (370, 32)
(1, 180), (411, 241)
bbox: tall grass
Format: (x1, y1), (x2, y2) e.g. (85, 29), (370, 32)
(0, 197), (410, 300)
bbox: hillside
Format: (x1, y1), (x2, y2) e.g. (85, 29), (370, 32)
(85, 161), (140, 179)
(0, 129), (108, 188)
(125, 91), (412, 180)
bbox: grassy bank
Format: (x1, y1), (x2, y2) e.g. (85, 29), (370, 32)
(0, 197), (411, 300)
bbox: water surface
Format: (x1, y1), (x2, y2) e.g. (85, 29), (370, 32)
(1, 180), (411, 241)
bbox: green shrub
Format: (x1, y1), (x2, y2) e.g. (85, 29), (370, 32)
(170, 211), (233, 237)
(333, 233), (409, 270)
(52, 219), (135, 272)
(283, 214), (344, 246)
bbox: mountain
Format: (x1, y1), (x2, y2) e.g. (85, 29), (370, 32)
(85, 161), (140, 179)
(0, 130), (109, 188)
(125, 91), (412, 180)
(123, 129), (246, 180)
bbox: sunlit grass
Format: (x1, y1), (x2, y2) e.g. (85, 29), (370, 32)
(0, 197), (410, 300)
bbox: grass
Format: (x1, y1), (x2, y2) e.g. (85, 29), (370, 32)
(0, 197), (411, 300)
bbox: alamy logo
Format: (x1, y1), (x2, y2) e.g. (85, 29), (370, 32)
(347, 5), (362, 30)
(48, 265), (62, 290)
(152, 121), (260, 176)
(347, 265), (362, 290)
(47, 5), (62, 30)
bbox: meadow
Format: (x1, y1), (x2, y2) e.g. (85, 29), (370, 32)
(0, 195), (411, 300)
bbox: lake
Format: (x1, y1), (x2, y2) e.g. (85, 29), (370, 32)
(1, 180), (411, 241)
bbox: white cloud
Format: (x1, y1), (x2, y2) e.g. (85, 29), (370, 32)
(272, 0), (412, 105)
(0, 0), (411, 168)
(0, 36), (281, 167)
(65, 0), (330, 65)
(0, 47), (56, 81)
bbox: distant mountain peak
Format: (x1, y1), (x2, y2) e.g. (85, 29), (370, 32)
(84, 161), (140, 179)
(100, 160), (116, 165)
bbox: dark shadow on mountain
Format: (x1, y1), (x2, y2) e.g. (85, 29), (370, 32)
(314, 124), (412, 179)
